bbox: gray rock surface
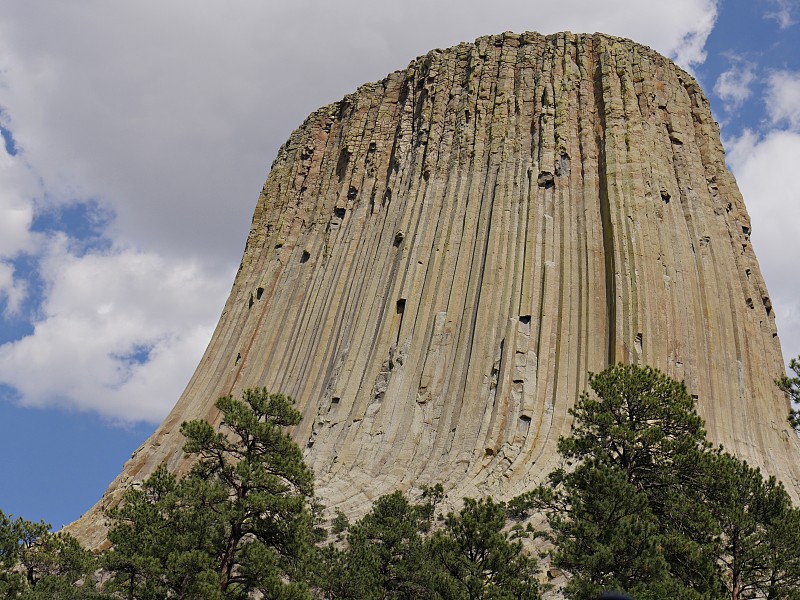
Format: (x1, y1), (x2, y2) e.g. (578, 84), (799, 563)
(68, 31), (800, 549)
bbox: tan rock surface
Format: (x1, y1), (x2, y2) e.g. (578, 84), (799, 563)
(67, 31), (800, 548)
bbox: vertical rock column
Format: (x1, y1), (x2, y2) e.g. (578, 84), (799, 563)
(68, 32), (799, 548)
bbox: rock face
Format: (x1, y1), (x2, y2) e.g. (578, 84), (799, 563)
(68, 31), (800, 547)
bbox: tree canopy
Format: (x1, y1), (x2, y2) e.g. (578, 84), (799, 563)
(0, 509), (99, 599)
(779, 356), (800, 431)
(515, 363), (800, 600)
(4, 371), (800, 599)
(103, 388), (315, 599)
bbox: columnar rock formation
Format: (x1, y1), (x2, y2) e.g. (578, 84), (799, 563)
(70, 31), (800, 546)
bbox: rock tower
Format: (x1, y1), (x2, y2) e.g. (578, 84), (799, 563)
(69, 32), (800, 546)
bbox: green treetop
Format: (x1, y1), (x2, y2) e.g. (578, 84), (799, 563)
(103, 388), (315, 600)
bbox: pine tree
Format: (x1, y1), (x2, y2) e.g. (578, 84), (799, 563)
(530, 364), (721, 598)
(102, 464), (223, 599)
(544, 462), (675, 600)
(428, 497), (541, 600)
(778, 356), (800, 431)
(103, 388), (315, 599)
(704, 451), (800, 600)
(0, 509), (101, 599)
(312, 491), (437, 599)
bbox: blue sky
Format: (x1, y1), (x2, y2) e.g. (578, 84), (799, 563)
(0, 0), (799, 530)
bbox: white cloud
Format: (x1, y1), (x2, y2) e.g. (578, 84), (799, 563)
(727, 129), (800, 364)
(0, 238), (231, 422)
(0, 0), (720, 421)
(0, 1), (720, 260)
(667, 0), (719, 67)
(765, 0), (798, 29)
(0, 1), (720, 262)
(766, 70), (800, 130)
(714, 59), (756, 112)
(0, 261), (27, 317)
(0, 147), (37, 259)
(0, 138), (41, 316)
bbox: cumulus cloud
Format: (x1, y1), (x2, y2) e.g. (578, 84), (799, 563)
(667, 0), (718, 67)
(0, 1), (720, 263)
(766, 70), (800, 130)
(714, 58), (756, 112)
(0, 262), (27, 317)
(0, 0), (720, 421)
(727, 129), (800, 364)
(0, 145), (37, 258)
(0, 135), (40, 316)
(0, 238), (231, 422)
